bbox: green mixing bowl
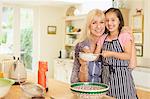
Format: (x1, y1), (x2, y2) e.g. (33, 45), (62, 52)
(71, 82), (109, 99)
(0, 78), (15, 98)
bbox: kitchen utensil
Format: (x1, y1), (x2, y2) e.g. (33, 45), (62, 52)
(70, 82), (109, 99)
(59, 49), (67, 58)
(79, 52), (99, 61)
(20, 82), (45, 98)
(0, 78), (15, 98)
(10, 57), (27, 83)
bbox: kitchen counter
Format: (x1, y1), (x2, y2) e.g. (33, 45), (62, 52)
(132, 67), (150, 90)
(4, 79), (114, 99)
(4, 85), (50, 99)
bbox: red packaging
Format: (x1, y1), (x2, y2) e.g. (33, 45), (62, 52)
(38, 61), (48, 91)
(38, 61), (48, 72)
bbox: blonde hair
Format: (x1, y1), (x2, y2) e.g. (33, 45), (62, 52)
(75, 9), (105, 44)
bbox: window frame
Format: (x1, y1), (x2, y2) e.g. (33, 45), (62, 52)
(0, 4), (39, 72)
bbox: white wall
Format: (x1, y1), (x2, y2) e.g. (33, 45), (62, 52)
(127, 0), (150, 66)
(127, 0), (144, 26)
(143, 0), (150, 58)
(38, 6), (67, 78)
(127, 0), (150, 89)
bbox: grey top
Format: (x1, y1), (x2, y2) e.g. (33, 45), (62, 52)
(70, 39), (102, 83)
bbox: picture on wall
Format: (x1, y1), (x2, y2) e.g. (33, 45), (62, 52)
(133, 32), (143, 44)
(47, 26), (57, 34)
(135, 45), (143, 57)
(132, 14), (144, 32)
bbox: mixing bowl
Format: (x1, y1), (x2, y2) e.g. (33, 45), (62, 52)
(0, 78), (15, 98)
(79, 52), (99, 61)
(71, 82), (109, 99)
(20, 82), (45, 98)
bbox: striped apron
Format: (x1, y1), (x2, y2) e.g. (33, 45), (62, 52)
(101, 36), (137, 99)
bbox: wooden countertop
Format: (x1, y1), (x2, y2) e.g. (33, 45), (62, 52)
(4, 79), (114, 99)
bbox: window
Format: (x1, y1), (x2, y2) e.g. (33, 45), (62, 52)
(0, 7), (14, 54)
(20, 8), (33, 69)
(0, 6), (34, 70)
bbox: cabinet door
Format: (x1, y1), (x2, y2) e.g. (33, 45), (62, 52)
(54, 59), (73, 83)
(54, 60), (65, 82)
(64, 61), (73, 83)
(54, 64), (67, 82)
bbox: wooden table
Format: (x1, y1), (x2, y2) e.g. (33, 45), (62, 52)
(4, 79), (114, 99)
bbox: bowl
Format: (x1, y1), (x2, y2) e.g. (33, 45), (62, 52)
(0, 78), (15, 98)
(20, 82), (45, 98)
(70, 82), (109, 99)
(79, 52), (99, 61)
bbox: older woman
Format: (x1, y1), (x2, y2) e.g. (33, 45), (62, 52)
(70, 9), (105, 83)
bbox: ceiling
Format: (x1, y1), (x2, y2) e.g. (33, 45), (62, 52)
(0, 0), (108, 6)
(0, 0), (81, 6)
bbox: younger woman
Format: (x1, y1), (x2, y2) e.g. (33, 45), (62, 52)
(101, 8), (137, 99)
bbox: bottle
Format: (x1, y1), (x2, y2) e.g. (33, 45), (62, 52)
(38, 61), (48, 92)
(0, 72), (3, 78)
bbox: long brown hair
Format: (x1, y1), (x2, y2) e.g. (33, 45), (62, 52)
(104, 8), (124, 35)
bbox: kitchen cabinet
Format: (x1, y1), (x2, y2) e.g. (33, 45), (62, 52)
(54, 58), (73, 83)
(132, 67), (150, 98)
(64, 15), (86, 58)
(132, 67), (150, 88)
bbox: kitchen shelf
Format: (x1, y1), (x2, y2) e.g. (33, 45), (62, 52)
(66, 32), (81, 35)
(65, 15), (86, 21)
(65, 44), (75, 47)
(64, 15), (86, 58)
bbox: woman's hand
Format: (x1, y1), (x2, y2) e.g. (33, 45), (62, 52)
(102, 47), (131, 60)
(101, 51), (113, 58)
